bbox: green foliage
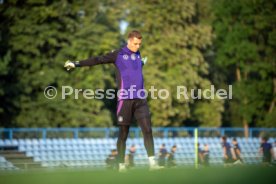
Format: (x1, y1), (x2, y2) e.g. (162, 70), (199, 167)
(212, 0), (276, 127)
(126, 0), (223, 127)
(0, 0), (274, 128)
(0, 0), (122, 127)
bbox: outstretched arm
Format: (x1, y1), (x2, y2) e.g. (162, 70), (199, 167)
(64, 50), (119, 70)
(78, 50), (119, 66)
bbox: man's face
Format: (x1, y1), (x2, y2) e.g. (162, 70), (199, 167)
(130, 146), (136, 152)
(127, 37), (142, 52)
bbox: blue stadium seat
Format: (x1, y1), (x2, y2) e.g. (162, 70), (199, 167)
(0, 136), (269, 168)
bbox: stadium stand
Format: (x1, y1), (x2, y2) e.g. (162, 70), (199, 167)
(0, 137), (272, 169)
(0, 155), (18, 170)
(0, 128), (275, 169)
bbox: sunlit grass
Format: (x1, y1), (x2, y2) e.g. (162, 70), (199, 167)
(0, 166), (275, 184)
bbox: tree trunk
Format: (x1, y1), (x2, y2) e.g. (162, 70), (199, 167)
(236, 67), (249, 138)
(236, 67), (241, 81)
(268, 77), (276, 113)
(243, 119), (249, 138)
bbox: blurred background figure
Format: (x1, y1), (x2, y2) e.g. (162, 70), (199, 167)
(106, 149), (118, 170)
(221, 136), (233, 166)
(272, 141), (276, 165)
(167, 145), (177, 168)
(232, 138), (243, 164)
(202, 144), (210, 167)
(125, 144), (136, 169)
(259, 137), (273, 166)
(158, 144), (168, 167)
(197, 143), (204, 166)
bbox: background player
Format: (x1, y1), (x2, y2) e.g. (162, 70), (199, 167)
(259, 136), (274, 166)
(232, 138), (243, 164)
(167, 145), (177, 168)
(221, 136), (233, 166)
(158, 143), (168, 167)
(125, 144), (136, 169)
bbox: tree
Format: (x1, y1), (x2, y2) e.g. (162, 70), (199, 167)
(212, 0), (276, 131)
(125, 0), (224, 127)
(0, 0), (123, 127)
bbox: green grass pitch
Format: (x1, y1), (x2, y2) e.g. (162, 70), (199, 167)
(0, 166), (275, 184)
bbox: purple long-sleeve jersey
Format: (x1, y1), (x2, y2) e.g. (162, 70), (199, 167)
(77, 46), (145, 100)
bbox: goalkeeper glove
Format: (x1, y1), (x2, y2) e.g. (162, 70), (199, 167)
(142, 57), (148, 65)
(64, 60), (79, 71)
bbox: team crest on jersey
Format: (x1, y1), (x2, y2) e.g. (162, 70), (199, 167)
(131, 53), (136, 60)
(123, 54), (128, 60)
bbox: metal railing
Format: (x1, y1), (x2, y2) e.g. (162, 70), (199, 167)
(1, 127), (276, 140)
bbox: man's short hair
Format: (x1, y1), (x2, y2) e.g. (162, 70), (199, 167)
(128, 30), (142, 39)
(262, 136), (268, 142)
(221, 136), (227, 141)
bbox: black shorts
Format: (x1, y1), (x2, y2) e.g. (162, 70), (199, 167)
(116, 99), (150, 125)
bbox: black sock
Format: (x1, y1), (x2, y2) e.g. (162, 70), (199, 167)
(138, 117), (155, 157)
(116, 125), (129, 163)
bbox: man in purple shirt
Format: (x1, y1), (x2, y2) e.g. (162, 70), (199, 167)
(259, 136), (274, 165)
(221, 136), (233, 166)
(64, 30), (159, 171)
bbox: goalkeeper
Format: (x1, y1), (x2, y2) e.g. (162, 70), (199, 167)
(64, 30), (160, 171)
